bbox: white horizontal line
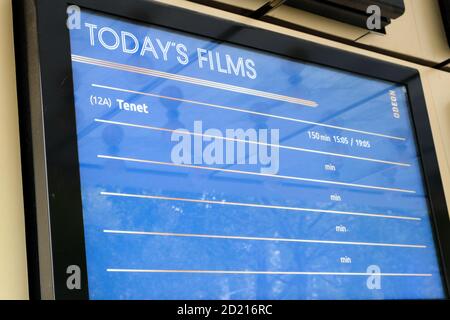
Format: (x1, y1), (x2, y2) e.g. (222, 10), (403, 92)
(103, 229), (427, 249)
(106, 269), (432, 277)
(92, 83), (406, 141)
(72, 55), (318, 107)
(98, 154), (415, 194)
(94, 119), (411, 167)
(100, 191), (421, 221)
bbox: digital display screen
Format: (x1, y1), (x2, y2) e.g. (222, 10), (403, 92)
(69, 9), (445, 299)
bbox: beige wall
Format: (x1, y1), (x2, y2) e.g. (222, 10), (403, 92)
(0, 0), (29, 300)
(0, 0), (449, 299)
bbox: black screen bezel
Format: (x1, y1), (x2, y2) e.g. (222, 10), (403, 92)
(13, 0), (450, 300)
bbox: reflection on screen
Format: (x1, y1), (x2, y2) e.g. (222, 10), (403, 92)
(69, 9), (445, 299)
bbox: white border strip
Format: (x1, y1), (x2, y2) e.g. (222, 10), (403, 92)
(106, 269), (432, 277)
(100, 191), (421, 221)
(103, 229), (427, 249)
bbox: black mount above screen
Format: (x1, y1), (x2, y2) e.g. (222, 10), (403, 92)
(440, 0), (450, 47)
(285, 0), (405, 33)
(13, 0), (450, 300)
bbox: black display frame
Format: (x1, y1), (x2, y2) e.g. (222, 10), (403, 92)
(13, 0), (450, 300)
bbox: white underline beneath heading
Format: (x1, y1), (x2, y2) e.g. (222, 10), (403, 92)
(71, 55), (318, 107)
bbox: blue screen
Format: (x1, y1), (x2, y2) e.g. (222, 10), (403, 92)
(69, 9), (445, 299)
